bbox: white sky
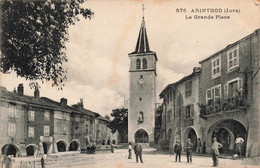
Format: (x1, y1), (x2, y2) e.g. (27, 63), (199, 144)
(1, 0), (260, 117)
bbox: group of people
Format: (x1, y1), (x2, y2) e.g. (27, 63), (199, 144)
(128, 142), (144, 163)
(126, 135), (244, 167)
(174, 135), (245, 167)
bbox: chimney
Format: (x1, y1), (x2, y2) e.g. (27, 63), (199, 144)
(34, 88), (40, 99)
(17, 84), (24, 95)
(13, 87), (16, 93)
(60, 98), (67, 107)
(193, 67), (202, 74)
(77, 98), (84, 111)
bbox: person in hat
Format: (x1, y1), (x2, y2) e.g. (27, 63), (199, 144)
(174, 140), (182, 162)
(211, 137), (223, 167)
(235, 135), (244, 157)
(197, 138), (202, 154)
(185, 138), (193, 163)
(128, 142), (133, 159)
(133, 142), (143, 163)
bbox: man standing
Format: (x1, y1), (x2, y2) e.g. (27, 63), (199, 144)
(111, 143), (115, 153)
(134, 142), (143, 163)
(185, 139), (193, 163)
(41, 156), (45, 168)
(197, 138), (202, 154)
(211, 137), (223, 167)
(174, 141), (182, 162)
(235, 135), (244, 157)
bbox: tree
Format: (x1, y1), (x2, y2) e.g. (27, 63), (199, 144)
(108, 108), (128, 143)
(0, 0), (93, 89)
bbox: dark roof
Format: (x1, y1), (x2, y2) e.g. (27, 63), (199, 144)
(159, 68), (201, 98)
(40, 97), (74, 113)
(159, 83), (174, 98)
(129, 17), (152, 54)
(199, 29), (260, 64)
(70, 103), (101, 117)
(98, 115), (111, 122)
(0, 86), (56, 109)
(81, 108), (98, 117)
(0, 86), (109, 119)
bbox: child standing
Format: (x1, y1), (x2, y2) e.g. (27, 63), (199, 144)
(111, 143), (115, 153)
(128, 142), (132, 159)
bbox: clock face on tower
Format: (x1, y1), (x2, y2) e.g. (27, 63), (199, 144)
(138, 78), (144, 84)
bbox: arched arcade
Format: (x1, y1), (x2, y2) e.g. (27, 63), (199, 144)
(183, 127), (198, 152)
(1, 144), (19, 157)
(206, 119), (247, 155)
(56, 140), (68, 152)
(69, 140), (80, 151)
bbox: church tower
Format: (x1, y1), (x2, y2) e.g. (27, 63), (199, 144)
(128, 6), (157, 144)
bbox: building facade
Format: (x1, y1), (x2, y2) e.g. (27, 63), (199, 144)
(159, 68), (201, 150)
(157, 29), (260, 157)
(128, 16), (157, 144)
(199, 29), (260, 156)
(0, 84), (115, 157)
(0, 84), (56, 157)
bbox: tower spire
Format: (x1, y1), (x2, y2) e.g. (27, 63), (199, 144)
(131, 4), (150, 54)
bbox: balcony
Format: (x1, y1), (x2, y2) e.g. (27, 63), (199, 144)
(200, 95), (247, 117)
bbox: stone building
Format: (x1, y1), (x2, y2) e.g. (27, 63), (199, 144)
(199, 29), (260, 156)
(128, 16), (157, 144)
(39, 97), (78, 153)
(0, 84), (116, 157)
(0, 84), (56, 157)
(159, 67), (201, 150)
(157, 29), (259, 157)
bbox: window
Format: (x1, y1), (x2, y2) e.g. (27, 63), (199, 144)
(185, 81), (192, 97)
(136, 59), (141, 69)
(74, 127), (79, 134)
(28, 110), (35, 121)
(44, 111), (50, 121)
(75, 115), (80, 122)
(225, 78), (243, 99)
(62, 124), (67, 134)
(186, 106), (191, 118)
(8, 122), (16, 136)
(8, 104), (16, 118)
(206, 85), (221, 104)
(85, 125), (89, 134)
(142, 58), (147, 69)
(28, 127), (34, 138)
(44, 125), (50, 136)
(185, 105), (194, 119)
(227, 47), (239, 72)
(212, 56), (221, 78)
(206, 89), (213, 105)
(214, 86), (221, 101)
